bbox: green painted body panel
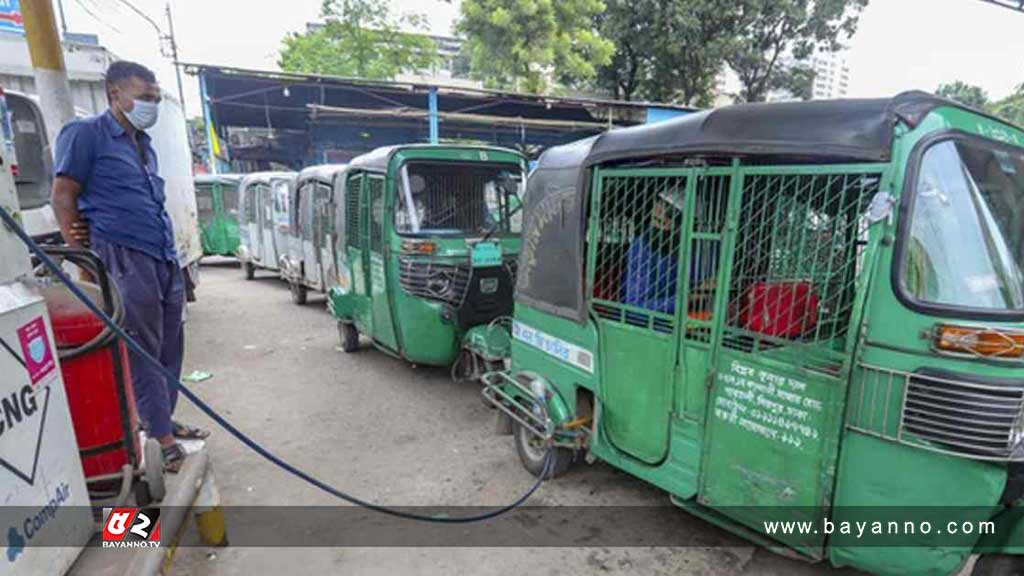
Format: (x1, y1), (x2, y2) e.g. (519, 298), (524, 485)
(330, 145), (526, 367)
(197, 181), (241, 256)
(829, 432), (1002, 576)
(503, 106), (1024, 573)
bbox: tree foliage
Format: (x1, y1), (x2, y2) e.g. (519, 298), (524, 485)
(456, 0), (614, 93)
(936, 81), (990, 110)
(990, 83), (1024, 128)
(594, 0), (735, 106)
(725, 0), (868, 103)
(278, 0), (439, 79)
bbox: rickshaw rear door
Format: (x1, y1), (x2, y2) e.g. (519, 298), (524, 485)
(366, 174), (398, 349)
(694, 165), (885, 557)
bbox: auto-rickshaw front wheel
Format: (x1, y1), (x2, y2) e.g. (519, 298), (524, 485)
(513, 421), (574, 479)
(290, 282), (308, 305)
(973, 554), (1024, 575)
(338, 321), (359, 353)
(244, 262), (255, 280)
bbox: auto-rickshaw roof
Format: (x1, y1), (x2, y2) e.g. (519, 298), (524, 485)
(347, 143), (525, 174)
(195, 173), (243, 186)
(297, 164), (348, 185)
(515, 91), (1021, 324)
(238, 171), (296, 190)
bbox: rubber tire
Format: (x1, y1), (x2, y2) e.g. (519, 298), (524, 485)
(290, 282), (308, 305)
(972, 555), (1024, 575)
(339, 321), (359, 353)
(244, 262), (255, 280)
(134, 480), (152, 507)
(143, 438), (166, 502)
(513, 421), (574, 479)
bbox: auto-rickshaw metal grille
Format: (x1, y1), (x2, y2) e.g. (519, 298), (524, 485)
(722, 171), (880, 370)
(398, 257), (471, 306)
(345, 176), (361, 247)
(849, 364), (1024, 461)
(590, 174), (687, 334)
(195, 186), (215, 225)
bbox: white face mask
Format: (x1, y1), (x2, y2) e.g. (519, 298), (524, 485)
(124, 99), (159, 130)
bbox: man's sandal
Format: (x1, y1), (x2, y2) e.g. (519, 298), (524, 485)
(172, 421), (210, 440)
(162, 442), (187, 473)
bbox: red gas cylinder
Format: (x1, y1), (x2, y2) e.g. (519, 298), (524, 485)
(42, 281), (140, 480)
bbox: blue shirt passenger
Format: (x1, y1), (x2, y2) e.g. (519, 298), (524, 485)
(53, 110), (176, 262)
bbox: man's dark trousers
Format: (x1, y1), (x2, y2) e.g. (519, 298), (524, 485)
(92, 235), (184, 438)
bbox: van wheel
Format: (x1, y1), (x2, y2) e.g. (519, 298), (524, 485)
(290, 282), (308, 305)
(338, 322), (359, 353)
(973, 555), (1024, 575)
(513, 421), (574, 479)
(244, 262), (255, 280)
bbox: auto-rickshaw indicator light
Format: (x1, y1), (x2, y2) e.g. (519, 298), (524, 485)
(934, 325), (1024, 359)
(401, 240), (437, 255)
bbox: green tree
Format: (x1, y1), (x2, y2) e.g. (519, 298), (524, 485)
(278, 0), (439, 79)
(594, 0), (736, 106)
(990, 83), (1024, 127)
(456, 0), (614, 93)
(725, 0), (868, 103)
(769, 62), (816, 101)
(935, 81), (990, 109)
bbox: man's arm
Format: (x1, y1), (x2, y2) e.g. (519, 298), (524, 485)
(52, 120), (94, 247)
(51, 176), (89, 247)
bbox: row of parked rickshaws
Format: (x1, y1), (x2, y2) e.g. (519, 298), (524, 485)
(194, 92), (1024, 576)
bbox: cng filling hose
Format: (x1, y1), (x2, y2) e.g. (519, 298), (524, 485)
(0, 205), (554, 523)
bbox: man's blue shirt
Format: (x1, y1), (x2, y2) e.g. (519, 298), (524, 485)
(54, 111), (176, 262)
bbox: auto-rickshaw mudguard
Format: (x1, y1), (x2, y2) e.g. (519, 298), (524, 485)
(461, 323), (511, 362)
(328, 287), (355, 320)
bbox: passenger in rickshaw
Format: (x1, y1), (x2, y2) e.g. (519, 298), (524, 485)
(625, 191), (718, 315)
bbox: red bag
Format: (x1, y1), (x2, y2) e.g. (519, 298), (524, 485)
(740, 281), (819, 338)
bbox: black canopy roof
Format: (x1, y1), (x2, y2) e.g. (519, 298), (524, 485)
(515, 91), (1021, 323)
(579, 91), (992, 166)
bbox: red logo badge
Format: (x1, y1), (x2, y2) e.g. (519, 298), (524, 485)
(102, 508), (161, 548)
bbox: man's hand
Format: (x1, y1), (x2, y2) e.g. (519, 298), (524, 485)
(70, 219), (90, 247)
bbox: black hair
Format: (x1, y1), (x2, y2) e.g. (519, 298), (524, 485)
(104, 60), (157, 94)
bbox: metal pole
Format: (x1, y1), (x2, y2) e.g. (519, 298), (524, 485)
(55, 0), (69, 35)
(428, 87), (438, 144)
(165, 2), (188, 119)
(20, 0), (76, 149)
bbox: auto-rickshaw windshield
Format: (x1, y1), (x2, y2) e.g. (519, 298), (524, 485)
(903, 137), (1024, 312)
(395, 161), (524, 236)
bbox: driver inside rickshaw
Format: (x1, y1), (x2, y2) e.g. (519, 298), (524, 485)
(625, 190), (717, 315)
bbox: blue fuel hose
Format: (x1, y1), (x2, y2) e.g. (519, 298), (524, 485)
(0, 205), (552, 523)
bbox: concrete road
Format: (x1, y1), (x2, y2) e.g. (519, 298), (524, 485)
(173, 261), (866, 576)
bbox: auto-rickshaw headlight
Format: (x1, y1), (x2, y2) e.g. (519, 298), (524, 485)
(933, 325), (1024, 359)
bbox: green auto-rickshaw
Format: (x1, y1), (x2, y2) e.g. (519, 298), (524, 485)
(484, 92), (1024, 575)
(329, 144), (526, 377)
(195, 173), (243, 257)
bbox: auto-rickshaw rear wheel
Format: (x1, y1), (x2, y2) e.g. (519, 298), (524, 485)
(973, 554), (1024, 575)
(338, 321), (359, 353)
(513, 421), (574, 479)
(244, 262), (255, 280)
(290, 282), (308, 305)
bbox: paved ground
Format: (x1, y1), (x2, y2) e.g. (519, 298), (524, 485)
(172, 260), (866, 576)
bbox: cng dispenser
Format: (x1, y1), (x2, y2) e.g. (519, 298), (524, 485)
(0, 119), (92, 574)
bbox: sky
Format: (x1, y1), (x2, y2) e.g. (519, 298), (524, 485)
(54, 0), (1024, 119)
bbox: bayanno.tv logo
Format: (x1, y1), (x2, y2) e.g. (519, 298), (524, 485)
(101, 508), (161, 549)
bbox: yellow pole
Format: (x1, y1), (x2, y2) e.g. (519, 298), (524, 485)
(20, 0), (76, 147)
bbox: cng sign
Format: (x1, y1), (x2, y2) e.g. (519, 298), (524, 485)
(0, 315), (54, 485)
(0, 0), (23, 35)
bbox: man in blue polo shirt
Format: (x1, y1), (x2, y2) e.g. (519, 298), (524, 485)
(51, 61), (204, 472)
